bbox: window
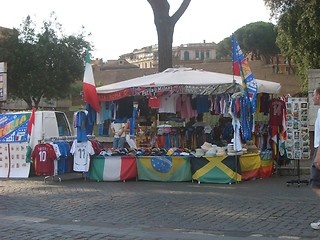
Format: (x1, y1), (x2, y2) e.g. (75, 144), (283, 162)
(201, 51), (205, 60)
(184, 51), (190, 60)
(195, 50), (199, 59)
(55, 112), (71, 136)
(206, 51), (210, 59)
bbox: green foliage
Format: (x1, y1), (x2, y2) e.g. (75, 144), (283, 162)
(0, 13), (93, 109)
(235, 22), (279, 63)
(216, 21), (279, 63)
(216, 37), (232, 60)
(264, 0), (320, 91)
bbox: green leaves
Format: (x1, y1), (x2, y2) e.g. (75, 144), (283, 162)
(0, 13), (92, 109)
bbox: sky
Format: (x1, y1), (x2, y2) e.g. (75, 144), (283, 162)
(0, 0), (274, 61)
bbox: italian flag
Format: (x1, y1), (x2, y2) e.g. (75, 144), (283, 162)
(90, 156), (137, 181)
(83, 52), (100, 112)
(26, 107), (36, 163)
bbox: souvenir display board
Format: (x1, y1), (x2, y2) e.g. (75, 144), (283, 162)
(0, 142), (30, 178)
(0, 112), (31, 178)
(285, 97), (310, 160)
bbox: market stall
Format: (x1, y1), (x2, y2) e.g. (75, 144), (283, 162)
(92, 67), (281, 183)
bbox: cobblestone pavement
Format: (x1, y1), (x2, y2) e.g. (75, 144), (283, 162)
(0, 174), (320, 240)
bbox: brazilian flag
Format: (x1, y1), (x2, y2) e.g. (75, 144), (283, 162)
(190, 156), (241, 184)
(137, 156), (191, 182)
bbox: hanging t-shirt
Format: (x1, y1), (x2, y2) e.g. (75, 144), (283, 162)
(117, 97), (134, 119)
(31, 143), (57, 176)
(55, 141), (71, 174)
(74, 110), (89, 142)
(176, 95), (197, 119)
(70, 140), (95, 172)
(148, 97), (160, 109)
(269, 98), (285, 126)
(100, 102), (112, 121)
(159, 94), (179, 114)
(196, 95), (210, 114)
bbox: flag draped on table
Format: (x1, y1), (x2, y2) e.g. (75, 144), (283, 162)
(232, 34), (258, 113)
(239, 153), (261, 180)
(190, 156), (241, 184)
(137, 156), (191, 182)
(90, 156), (137, 181)
(83, 52), (100, 113)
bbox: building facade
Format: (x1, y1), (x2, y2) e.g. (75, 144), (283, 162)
(120, 41), (217, 69)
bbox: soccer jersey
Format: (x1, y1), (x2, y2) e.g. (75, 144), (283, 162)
(31, 143), (57, 176)
(159, 94), (178, 113)
(70, 140), (95, 172)
(269, 98), (285, 125)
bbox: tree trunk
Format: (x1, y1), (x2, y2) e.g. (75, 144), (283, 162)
(156, 22), (174, 72)
(147, 0), (191, 72)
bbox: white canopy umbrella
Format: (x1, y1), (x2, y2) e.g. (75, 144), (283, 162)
(96, 68), (281, 96)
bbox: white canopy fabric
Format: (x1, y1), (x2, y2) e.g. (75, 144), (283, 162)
(96, 68), (281, 95)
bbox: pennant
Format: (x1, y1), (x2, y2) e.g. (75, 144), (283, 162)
(83, 52), (100, 113)
(232, 34), (258, 113)
(90, 156), (137, 181)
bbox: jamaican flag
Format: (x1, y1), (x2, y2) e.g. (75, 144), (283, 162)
(137, 156), (191, 182)
(190, 156), (241, 184)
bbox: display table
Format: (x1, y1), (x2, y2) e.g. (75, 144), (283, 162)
(190, 155), (241, 184)
(90, 155), (137, 181)
(136, 156), (191, 182)
(239, 153), (274, 180)
(89, 154), (273, 183)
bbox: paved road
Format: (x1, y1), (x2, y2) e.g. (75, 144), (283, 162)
(0, 174), (319, 240)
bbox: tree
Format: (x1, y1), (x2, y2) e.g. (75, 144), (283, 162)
(235, 22), (279, 64)
(0, 14), (92, 109)
(264, 0), (320, 90)
(216, 22), (279, 64)
(147, 0), (191, 72)
(216, 37), (232, 60)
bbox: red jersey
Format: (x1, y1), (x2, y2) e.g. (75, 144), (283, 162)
(31, 143), (57, 176)
(269, 98), (285, 126)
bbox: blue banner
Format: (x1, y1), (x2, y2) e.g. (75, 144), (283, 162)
(0, 113), (31, 143)
(232, 35), (258, 113)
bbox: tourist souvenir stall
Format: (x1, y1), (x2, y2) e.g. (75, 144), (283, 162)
(93, 68), (281, 183)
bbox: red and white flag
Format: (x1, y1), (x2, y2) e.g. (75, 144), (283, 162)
(26, 107), (36, 163)
(27, 107), (35, 137)
(83, 52), (100, 112)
